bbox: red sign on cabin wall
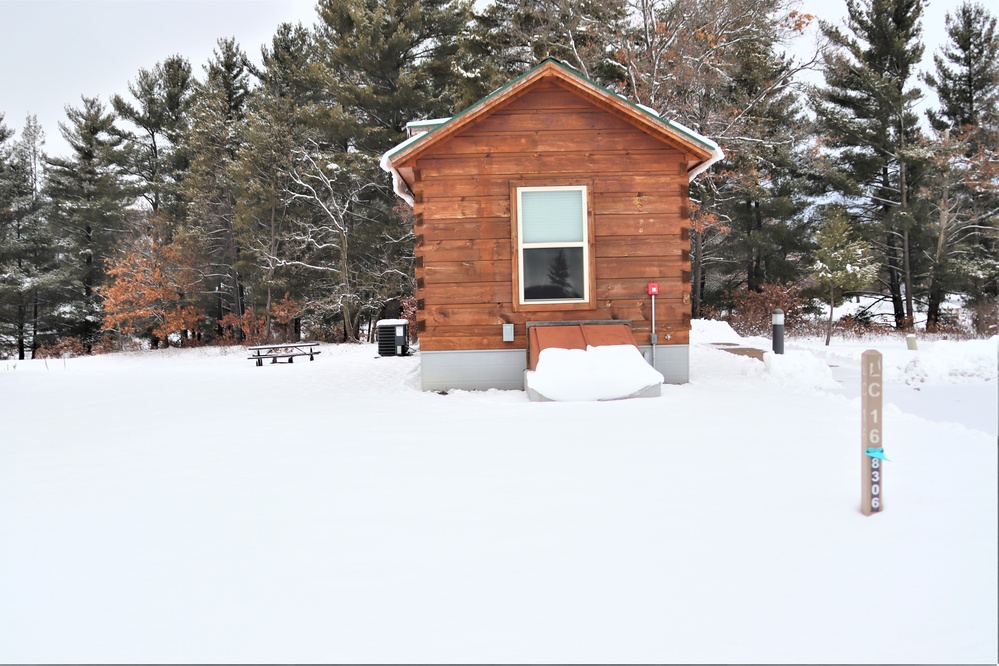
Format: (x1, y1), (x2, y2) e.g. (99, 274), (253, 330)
(646, 282), (659, 296)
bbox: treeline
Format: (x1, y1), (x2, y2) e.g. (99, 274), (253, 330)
(1, 0), (997, 358)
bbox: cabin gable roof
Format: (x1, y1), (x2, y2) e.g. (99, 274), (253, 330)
(381, 59), (723, 204)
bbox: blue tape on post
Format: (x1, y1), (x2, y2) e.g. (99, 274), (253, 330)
(865, 447), (890, 461)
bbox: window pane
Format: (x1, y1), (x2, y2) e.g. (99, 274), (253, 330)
(523, 247), (585, 300)
(521, 190), (584, 243)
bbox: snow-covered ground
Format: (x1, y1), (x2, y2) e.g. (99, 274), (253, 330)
(1, 323), (996, 663)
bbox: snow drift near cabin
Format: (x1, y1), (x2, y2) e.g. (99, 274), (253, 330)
(527, 344), (665, 401)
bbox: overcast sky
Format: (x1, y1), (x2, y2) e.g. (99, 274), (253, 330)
(1, 0), (316, 157)
(1, 0), (953, 159)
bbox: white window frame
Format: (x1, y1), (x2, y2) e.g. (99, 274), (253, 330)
(516, 185), (589, 305)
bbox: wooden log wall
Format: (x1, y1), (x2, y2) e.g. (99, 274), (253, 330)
(405, 81), (693, 352)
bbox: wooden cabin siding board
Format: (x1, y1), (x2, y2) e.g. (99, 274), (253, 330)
(594, 236), (686, 257)
(419, 322), (690, 351)
(420, 336), (519, 351)
(421, 303), (688, 327)
(421, 260), (512, 283)
(593, 194), (682, 215)
(594, 257), (686, 278)
(414, 152), (678, 178)
(434, 130), (668, 156)
(422, 238), (513, 262)
(421, 282), (513, 305)
(590, 214), (685, 236)
(497, 85), (597, 110)
(419, 196), (511, 219)
(597, 281), (688, 299)
(423, 304), (657, 327)
(459, 109), (635, 134)
(415, 173), (685, 199)
(419, 219), (511, 241)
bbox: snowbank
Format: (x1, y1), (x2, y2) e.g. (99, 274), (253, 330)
(526, 344), (664, 401)
(690, 317), (744, 344)
(892, 336), (998, 385)
(763, 349), (840, 390)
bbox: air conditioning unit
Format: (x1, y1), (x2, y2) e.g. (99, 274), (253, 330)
(376, 319), (410, 356)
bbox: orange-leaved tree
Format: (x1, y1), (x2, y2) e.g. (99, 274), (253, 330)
(102, 235), (206, 346)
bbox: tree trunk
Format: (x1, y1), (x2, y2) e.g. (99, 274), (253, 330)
(884, 234), (905, 329)
(691, 229), (703, 319)
(265, 284), (273, 342)
(825, 285), (835, 346)
(31, 291), (39, 358)
(748, 200), (764, 291)
(900, 139), (914, 330)
(16, 302), (26, 360)
(902, 227), (914, 329)
(926, 186), (951, 331)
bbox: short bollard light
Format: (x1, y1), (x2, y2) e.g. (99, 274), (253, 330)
(772, 308), (785, 354)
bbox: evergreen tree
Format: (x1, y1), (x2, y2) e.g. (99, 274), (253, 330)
(615, 0), (818, 316)
(922, 2), (999, 145)
(111, 55), (194, 230)
(811, 0), (928, 329)
(0, 114), (18, 356)
(810, 207), (878, 344)
(697, 10), (817, 305)
(231, 25), (315, 340)
(468, 0), (626, 93)
(183, 38), (253, 328)
(921, 2), (999, 321)
(303, 0), (465, 338)
(0, 116), (66, 358)
(45, 97), (130, 348)
(313, 0), (473, 152)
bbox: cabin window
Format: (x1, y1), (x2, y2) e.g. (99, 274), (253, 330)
(516, 186), (589, 304)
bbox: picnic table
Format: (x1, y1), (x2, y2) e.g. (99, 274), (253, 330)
(247, 342), (321, 366)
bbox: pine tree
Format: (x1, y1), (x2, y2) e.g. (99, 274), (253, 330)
(45, 97), (130, 348)
(699, 8), (817, 302)
(922, 2), (999, 145)
(183, 38), (253, 328)
(0, 116), (66, 358)
(613, 0), (818, 316)
(921, 2), (999, 320)
(111, 55), (194, 230)
(811, 0), (928, 329)
(230, 25), (315, 340)
(305, 0), (465, 338)
(469, 0), (626, 91)
(810, 208), (878, 344)
(313, 0), (473, 152)
(0, 114), (18, 357)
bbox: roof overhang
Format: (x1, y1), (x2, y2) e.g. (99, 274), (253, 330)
(380, 59), (724, 206)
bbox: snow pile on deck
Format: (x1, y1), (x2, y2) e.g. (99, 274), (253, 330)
(526, 344), (664, 401)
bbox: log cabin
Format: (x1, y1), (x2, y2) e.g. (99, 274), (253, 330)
(380, 58), (723, 392)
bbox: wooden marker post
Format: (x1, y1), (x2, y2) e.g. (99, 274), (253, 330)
(861, 350), (884, 515)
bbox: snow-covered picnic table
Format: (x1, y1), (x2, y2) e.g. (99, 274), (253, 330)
(246, 342), (321, 366)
